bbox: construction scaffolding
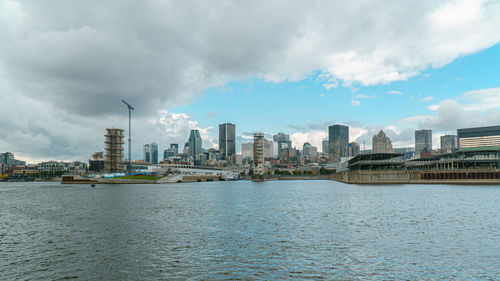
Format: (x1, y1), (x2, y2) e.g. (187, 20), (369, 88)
(104, 128), (125, 173)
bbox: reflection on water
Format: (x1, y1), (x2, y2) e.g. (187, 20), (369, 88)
(1, 181), (500, 279)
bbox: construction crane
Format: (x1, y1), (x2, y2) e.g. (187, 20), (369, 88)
(121, 99), (134, 174)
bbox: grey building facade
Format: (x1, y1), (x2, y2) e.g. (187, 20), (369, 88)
(415, 129), (432, 156)
(273, 132), (292, 159)
(219, 123), (236, 160)
(440, 135), (458, 153)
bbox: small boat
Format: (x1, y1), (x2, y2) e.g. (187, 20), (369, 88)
(90, 184), (96, 187)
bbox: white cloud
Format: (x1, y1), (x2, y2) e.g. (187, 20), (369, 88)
(355, 93), (377, 99)
(387, 90), (403, 95)
(350, 100), (361, 106)
(459, 86), (500, 111)
(290, 130), (327, 150)
(420, 96), (435, 102)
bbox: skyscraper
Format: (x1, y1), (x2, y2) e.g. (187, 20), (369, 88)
(273, 132), (292, 159)
(322, 139), (329, 154)
(188, 129), (202, 161)
(372, 130), (394, 153)
(440, 135), (458, 153)
(349, 142), (360, 157)
(150, 142), (158, 164)
(328, 125), (349, 160)
(415, 129), (432, 156)
(143, 144), (151, 163)
(219, 123), (236, 160)
(170, 143), (179, 155)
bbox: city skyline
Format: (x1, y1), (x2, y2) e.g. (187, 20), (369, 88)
(1, 1), (500, 163)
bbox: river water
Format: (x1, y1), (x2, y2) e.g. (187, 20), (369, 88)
(1, 180), (500, 280)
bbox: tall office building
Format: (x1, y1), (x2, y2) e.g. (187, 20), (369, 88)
(415, 129), (432, 155)
(219, 123), (236, 160)
(349, 142), (360, 157)
(273, 132), (292, 159)
(372, 130), (394, 153)
(457, 125), (500, 150)
(322, 139), (329, 154)
(163, 149), (175, 160)
(302, 142), (318, 158)
(104, 128), (125, 173)
(253, 133), (265, 181)
(440, 135), (458, 153)
(328, 124), (349, 160)
(150, 143), (158, 164)
(188, 130), (202, 160)
(170, 143), (179, 156)
(143, 144), (151, 163)
(183, 142), (190, 154)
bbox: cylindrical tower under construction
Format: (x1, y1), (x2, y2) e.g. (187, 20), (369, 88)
(104, 128), (125, 173)
(252, 133), (265, 182)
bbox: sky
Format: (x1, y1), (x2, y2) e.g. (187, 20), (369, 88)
(1, 0), (500, 163)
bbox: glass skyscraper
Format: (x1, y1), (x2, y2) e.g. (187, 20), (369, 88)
(188, 130), (202, 161)
(328, 124), (349, 160)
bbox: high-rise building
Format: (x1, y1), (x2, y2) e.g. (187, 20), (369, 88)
(328, 125), (349, 160)
(104, 128), (125, 173)
(143, 144), (151, 163)
(303, 142), (318, 158)
(219, 123), (236, 160)
(273, 132), (292, 159)
(150, 143), (158, 164)
(457, 125), (500, 150)
(349, 142), (360, 157)
(188, 130), (202, 160)
(183, 142), (190, 154)
(170, 144), (179, 156)
(163, 149), (175, 160)
(415, 129), (432, 155)
(253, 133), (265, 181)
(322, 139), (329, 154)
(241, 142), (253, 160)
(440, 135), (458, 153)
(372, 130), (394, 153)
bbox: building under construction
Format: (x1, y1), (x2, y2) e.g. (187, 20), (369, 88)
(252, 133), (265, 182)
(104, 128), (125, 173)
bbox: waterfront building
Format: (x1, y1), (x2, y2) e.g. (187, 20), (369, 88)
(273, 132), (292, 159)
(328, 124), (349, 161)
(415, 129), (432, 156)
(372, 130), (394, 153)
(104, 128), (125, 173)
(253, 133), (265, 181)
(440, 135), (458, 153)
(347, 153), (405, 171)
(457, 125), (500, 150)
(143, 144), (151, 163)
(349, 142), (360, 157)
(170, 144), (179, 156)
(219, 123), (236, 160)
(322, 139), (329, 154)
(188, 129), (202, 161)
(0, 152), (26, 166)
(89, 151), (104, 172)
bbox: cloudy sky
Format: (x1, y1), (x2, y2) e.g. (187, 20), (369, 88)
(1, 0), (500, 163)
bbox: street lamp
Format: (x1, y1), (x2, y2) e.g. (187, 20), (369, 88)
(121, 99), (134, 174)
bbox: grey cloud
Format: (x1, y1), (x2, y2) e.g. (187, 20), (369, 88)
(2, 0), (500, 161)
